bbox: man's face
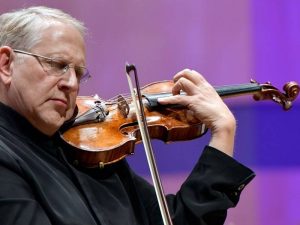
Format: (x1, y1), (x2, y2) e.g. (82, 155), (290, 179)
(8, 22), (86, 135)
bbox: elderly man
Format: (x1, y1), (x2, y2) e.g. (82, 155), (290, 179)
(0, 6), (254, 225)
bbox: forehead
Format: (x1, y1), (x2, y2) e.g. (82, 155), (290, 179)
(32, 21), (86, 64)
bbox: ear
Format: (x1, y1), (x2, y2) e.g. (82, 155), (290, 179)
(0, 46), (14, 85)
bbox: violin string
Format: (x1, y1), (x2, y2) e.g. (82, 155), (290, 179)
(82, 93), (137, 106)
(107, 93), (130, 101)
(105, 93), (133, 105)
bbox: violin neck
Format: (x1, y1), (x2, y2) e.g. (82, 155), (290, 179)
(143, 82), (262, 108)
(215, 83), (262, 98)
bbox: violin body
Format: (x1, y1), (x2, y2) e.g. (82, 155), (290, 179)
(61, 81), (206, 168)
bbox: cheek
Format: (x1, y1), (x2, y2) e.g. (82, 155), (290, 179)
(10, 78), (42, 112)
(21, 84), (51, 109)
(13, 65), (49, 98)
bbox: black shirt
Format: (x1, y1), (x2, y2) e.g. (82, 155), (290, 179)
(0, 102), (255, 225)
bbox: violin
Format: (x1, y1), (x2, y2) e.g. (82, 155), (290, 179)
(60, 79), (300, 168)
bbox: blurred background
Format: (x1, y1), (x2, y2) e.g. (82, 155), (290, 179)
(2, 1), (300, 224)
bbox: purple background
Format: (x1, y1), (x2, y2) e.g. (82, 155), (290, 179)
(1, 1), (300, 224)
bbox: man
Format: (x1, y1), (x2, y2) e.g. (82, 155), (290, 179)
(0, 6), (254, 225)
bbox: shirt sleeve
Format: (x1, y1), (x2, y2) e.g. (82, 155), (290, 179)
(130, 145), (255, 225)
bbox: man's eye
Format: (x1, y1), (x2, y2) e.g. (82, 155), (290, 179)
(43, 59), (54, 68)
(51, 61), (68, 70)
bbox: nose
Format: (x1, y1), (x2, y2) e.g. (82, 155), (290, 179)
(57, 67), (79, 92)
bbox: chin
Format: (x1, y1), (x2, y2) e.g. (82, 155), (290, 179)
(39, 113), (66, 135)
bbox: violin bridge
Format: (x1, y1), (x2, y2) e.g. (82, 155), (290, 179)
(117, 95), (130, 118)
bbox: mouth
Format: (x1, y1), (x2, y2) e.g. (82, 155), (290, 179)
(51, 98), (68, 109)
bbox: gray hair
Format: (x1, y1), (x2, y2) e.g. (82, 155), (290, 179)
(0, 6), (86, 50)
